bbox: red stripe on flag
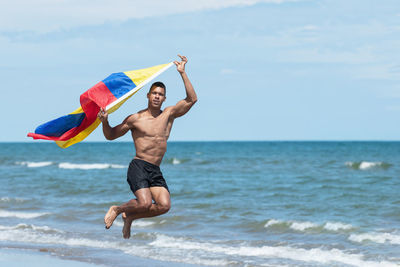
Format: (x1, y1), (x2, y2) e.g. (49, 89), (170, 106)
(27, 82), (118, 142)
(81, 81), (118, 110)
(58, 81), (117, 141)
(30, 82), (118, 142)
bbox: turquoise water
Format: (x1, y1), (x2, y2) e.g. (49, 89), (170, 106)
(0, 142), (399, 266)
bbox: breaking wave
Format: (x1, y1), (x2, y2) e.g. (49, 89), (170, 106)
(0, 209), (50, 219)
(264, 219), (354, 232)
(58, 162), (124, 170)
(165, 157), (189, 165)
(16, 161), (53, 168)
(0, 223), (63, 234)
(349, 232), (400, 245)
(113, 219), (159, 228)
(0, 223), (396, 267)
(345, 161), (391, 170)
(149, 234), (397, 267)
(15, 161), (124, 169)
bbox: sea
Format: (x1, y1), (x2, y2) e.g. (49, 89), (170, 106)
(0, 141), (399, 267)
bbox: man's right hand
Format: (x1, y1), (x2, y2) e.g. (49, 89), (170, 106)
(97, 108), (108, 123)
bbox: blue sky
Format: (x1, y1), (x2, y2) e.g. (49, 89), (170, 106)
(1, 0), (400, 142)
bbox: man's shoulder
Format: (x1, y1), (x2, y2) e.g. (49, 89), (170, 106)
(163, 106), (175, 113)
(126, 109), (148, 121)
(125, 112), (141, 123)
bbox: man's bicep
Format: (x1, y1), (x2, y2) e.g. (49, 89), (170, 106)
(114, 116), (134, 137)
(171, 99), (194, 118)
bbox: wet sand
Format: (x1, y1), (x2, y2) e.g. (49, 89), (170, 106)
(0, 248), (192, 267)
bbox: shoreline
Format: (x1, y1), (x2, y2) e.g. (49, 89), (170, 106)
(0, 248), (105, 267)
(0, 247), (200, 267)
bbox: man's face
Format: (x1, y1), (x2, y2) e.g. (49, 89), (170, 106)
(147, 86), (166, 108)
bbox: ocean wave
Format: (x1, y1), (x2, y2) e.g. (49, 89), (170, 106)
(113, 219), (158, 228)
(264, 219), (354, 232)
(165, 157), (189, 165)
(0, 223), (120, 250)
(290, 221), (319, 231)
(15, 161), (125, 170)
(150, 234), (397, 267)
(172, 158), (181, 165)
(324, 222), (353, 231)
(0, 224), (396, 267)
(264, 219), (283, 228)
(264, 219), (319, 231)
(345, 161), (391, 170)
(164, 157), (214, 165)
(0, 224), (229, 267)
(349, 232), (400, 245)
(0, 223), (63, 234)
(0, 209), (50, 219)
(58, 162), (124, 170)
(16, 161), (53, 168)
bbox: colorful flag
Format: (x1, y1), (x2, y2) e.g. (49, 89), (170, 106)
(28, 62), (173, 148)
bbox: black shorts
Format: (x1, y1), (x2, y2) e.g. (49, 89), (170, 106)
(127, 158), (169, 194)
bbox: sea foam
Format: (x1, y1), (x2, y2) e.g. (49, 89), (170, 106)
(172, 158), (181, 165)
(113, 220), (156, 228)
(264, 219), (283, 228)
(349, 232), (400, 245)
(290, 221), (318, 231)
(345, 161), (389, 170)
(0, 209), (49, 219)
(0, 223), (63, 234)
(150, 234), (397, 267)
(264, 219), (354, 232)
(0, 223), (120, 249)
(0, 223), (396, 267)
(324, 222), (354, 231)
(16, 161), (53, 168)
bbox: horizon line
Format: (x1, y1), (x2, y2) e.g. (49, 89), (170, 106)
(2, 140), (400, 144)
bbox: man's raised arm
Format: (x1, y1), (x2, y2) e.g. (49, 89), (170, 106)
(97, 108), (131, 140)
(171, 55), (198, 118)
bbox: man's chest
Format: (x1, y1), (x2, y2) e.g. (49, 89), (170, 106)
(133, 116), (171, 136)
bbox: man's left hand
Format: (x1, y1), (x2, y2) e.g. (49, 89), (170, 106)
(174, 54), (187, 74)
(97, 108), (109, 123)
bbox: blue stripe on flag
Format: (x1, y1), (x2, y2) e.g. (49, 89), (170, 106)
(35, 113), (86, 137)
(102, 72), (136, 99)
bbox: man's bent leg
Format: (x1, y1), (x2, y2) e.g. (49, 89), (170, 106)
(104, 188), (153, 229)
(122, 187), (170, 238)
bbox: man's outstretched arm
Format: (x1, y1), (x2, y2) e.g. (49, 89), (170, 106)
(171, 55), (198, 118)
(97, 108), (132, 140)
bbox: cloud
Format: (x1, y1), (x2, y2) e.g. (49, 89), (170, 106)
(0, 0), (298, 33)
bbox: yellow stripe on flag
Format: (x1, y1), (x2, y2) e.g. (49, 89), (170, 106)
(55, 119), (101, 148)
(124, 63), (171, 86)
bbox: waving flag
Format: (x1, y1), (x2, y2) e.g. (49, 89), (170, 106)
(28, 62), (173, 148)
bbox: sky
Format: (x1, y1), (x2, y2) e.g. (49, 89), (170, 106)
(1, 0), (400, 142)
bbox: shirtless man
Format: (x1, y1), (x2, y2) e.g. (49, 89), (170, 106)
(97, 55), (197, 239)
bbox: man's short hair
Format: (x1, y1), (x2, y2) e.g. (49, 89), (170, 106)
(149, 81), (166, 95)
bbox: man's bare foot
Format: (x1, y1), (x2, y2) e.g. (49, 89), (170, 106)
(122, 213), (133, 239)
(104, 206), (119, 229)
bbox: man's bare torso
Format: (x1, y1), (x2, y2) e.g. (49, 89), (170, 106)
(128, 107), (174, 166)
